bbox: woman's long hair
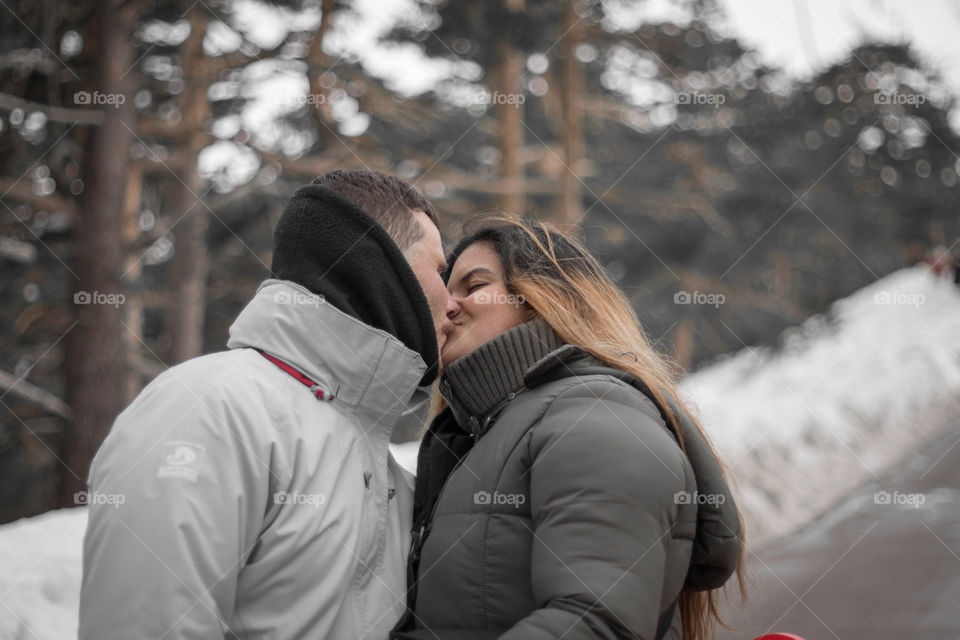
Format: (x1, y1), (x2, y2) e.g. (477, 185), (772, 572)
(445, 215), (747, 640)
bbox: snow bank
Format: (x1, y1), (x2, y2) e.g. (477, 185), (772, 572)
(682, 266), (960, 543)
(2, 267), (958, 637)
(392, 440), (420, 475)
(0, 508), (87, 640)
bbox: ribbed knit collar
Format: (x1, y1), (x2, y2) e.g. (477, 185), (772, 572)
(437, 317), (564, 432)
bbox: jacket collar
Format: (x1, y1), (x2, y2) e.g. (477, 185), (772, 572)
(227, 280), (431, 433)
(438, 318), (564, 434)
(270, 183), (440, 386)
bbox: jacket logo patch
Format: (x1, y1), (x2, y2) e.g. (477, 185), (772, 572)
(157, 441), (205, 482)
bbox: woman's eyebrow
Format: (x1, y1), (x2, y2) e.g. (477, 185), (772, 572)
(452, 266), (494, 287)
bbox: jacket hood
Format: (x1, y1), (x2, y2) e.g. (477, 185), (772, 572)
(270, 182), (440, 386)
(525, 345), (742, 592)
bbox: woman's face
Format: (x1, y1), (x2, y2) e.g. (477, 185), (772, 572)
(442, 241), (530, 366)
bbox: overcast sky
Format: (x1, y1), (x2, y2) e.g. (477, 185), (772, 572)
(203, 0), (960, 186)
(332, 0), (960, 124)
(717, 0), (960, 85)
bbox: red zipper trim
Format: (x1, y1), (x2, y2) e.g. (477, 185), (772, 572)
(256, 349), (333, 401)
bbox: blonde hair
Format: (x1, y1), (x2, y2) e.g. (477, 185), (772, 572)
(445, 215), (747, 640)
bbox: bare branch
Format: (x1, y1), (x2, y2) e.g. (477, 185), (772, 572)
(0, 178), (77, 214)
(0, 91), (104, 125)
(0, 368), (71, 419)
(0, 49), (61, 74)
(0, 236), (38, 263)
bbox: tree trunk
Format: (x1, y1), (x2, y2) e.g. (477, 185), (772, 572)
(558, 0), (584, 229)
(495, 13), (525, 215)
(122, 161), (144, 403)
(672, 316), (694, 373)
(308, 0), (338, 147)
(61, 0), (136, 504)
(165, 10), (211, 364)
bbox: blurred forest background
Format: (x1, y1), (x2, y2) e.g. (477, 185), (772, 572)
(1, 0), (959, 523)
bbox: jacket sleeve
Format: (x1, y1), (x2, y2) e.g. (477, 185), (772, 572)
(78, 371), (280, 640)
(498, 380), (693, 640)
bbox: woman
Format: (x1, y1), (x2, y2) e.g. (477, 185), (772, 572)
(393, 217), (745, 640)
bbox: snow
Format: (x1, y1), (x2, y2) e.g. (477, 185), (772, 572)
(2, 267), (959, 637)
(681, 266), (960, 542)
(0, 508), (86, 640)
(392, 440), (420, 475)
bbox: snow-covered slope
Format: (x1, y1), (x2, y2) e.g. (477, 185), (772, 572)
(0, 508), (86, 639)
(681, 266), (960, 543)
(2, 267), (958, 638)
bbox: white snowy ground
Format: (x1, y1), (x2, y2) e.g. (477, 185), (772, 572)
(2, 266), (959, 639)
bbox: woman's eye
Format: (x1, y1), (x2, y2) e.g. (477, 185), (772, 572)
(466, 282), (485, 294)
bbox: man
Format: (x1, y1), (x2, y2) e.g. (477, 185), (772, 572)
(79, 170), (456, 639)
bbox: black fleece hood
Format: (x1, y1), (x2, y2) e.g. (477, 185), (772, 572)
(270, 182), (439, 386)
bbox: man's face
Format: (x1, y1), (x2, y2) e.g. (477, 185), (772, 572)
(402, 210), (458, 363)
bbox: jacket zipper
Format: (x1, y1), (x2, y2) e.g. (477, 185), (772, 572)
(402, 449), (470, 623)
(401, 394), (520, 626)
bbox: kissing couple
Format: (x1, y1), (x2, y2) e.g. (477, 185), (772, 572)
(80, 169), (742, 640)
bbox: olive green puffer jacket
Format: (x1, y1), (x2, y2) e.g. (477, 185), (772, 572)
(394, 320), (741, 640)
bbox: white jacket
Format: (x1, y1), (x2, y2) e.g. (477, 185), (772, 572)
(80, 280), (428, 639)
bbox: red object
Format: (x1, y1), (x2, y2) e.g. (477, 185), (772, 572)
(753, 635), (806, 640)
(257, 349), (333, 401)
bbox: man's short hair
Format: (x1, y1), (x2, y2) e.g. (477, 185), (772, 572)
(313, 170), (440, 250)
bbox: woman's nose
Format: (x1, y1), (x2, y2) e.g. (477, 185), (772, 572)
(446, 293), (462, 319)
